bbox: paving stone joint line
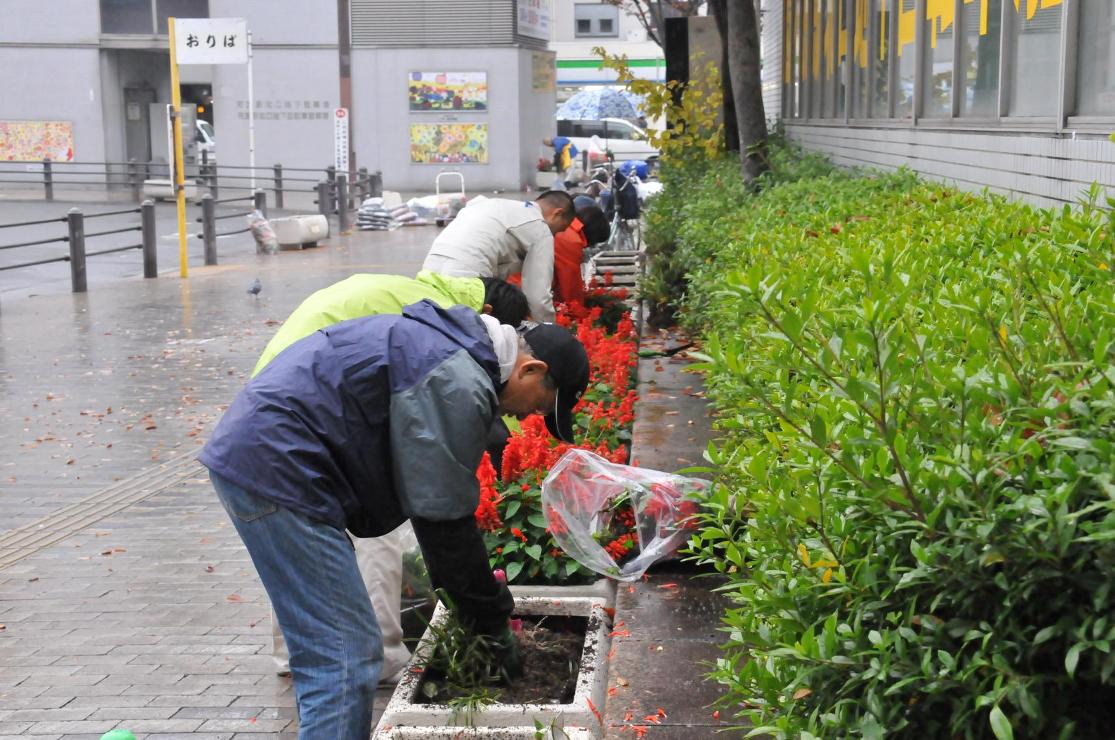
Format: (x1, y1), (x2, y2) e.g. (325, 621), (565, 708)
(0, 449), (204, 571)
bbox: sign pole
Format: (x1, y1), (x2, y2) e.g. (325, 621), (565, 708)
(168, 17), (189, 279)
(247, 29), (256, 191)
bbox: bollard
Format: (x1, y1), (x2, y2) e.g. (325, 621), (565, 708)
(140, 199), (157, 278)
(371, 169), (383, 198)
(200, 193), (217, 266)
(203, 152), (218, 200)
(357, 166), (369, 202)
(273, 164), (284, 210)
(316, 180), (331, 218)
(253, 189), (267, 219)
(325, 166), (337, 214)
(128, 159), (142, 202)
(336, 174), (349, 232)
(43, 158), (54, 201)
(67, 208), (86, 292)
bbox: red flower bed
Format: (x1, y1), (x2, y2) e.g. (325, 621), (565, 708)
(475, 289), (639, 584)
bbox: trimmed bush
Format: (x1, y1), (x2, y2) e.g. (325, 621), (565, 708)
(673, 156), (1115, 738)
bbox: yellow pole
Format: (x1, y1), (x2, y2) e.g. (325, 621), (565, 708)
(168, 17), (189, 278)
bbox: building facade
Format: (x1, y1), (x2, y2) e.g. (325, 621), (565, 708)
(548, 1), (667, 93)
(760, 0), (1115, 208)
(1, 0), (558, 191)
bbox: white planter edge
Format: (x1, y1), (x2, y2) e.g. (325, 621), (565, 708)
(375, 595), (612, 739)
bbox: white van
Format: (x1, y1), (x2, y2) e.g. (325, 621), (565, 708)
(556, 117), (659, 169)
(195, 120), (216, 163)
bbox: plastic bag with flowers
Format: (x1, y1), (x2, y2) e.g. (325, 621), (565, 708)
(541, 449), (707, 581)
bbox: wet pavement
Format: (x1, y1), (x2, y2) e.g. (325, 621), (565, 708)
(1, 215), (439, 737)
(0, 213), (732, 738)
(601, 337), (733, 738)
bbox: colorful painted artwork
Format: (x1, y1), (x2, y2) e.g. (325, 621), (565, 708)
(408, 72), (488, 111)
(532, 51), (556, 93)
(0, 121), (74, 161)
(409, 124), (488, 165)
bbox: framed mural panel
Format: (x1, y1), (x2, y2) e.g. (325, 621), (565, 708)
(408, 72), (488, 111)
(0, 120), (74, 161)
(409, 123), (488, 164)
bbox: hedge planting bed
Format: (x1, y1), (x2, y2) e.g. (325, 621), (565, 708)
(654, 152), (1115, 739)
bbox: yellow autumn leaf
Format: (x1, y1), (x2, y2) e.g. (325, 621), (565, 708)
(813, 559), (839, 569)
(797, 543), (811, 567)
(999, 326), (1008, 343)
(822, 569), (833, 584)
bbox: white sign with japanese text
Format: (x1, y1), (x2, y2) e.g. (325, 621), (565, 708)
(174, 18), (248, 65)
(334, 108), (349, 174)
(517, 0), (551, 40)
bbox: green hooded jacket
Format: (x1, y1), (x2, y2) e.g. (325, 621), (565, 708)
(251, 271), (485, 377)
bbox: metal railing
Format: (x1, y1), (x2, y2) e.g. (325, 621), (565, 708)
(0, 156), (383, 212)
(0, 201), (158, 294)
(196, 191), (267, 265)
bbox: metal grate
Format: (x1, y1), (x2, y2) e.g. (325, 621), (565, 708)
(351, 0), (518, 47)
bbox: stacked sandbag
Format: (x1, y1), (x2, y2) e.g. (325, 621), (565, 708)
(356, 197), (398, 231)
(390, 203), (419, 226)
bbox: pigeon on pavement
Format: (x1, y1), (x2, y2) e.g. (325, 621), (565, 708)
(247, 278), (262, 298)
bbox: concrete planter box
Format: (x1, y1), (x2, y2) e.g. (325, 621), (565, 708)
(143, 179), (198, 201)
(536, 171), (560, 190)
(375, 595), (612, 739)
(270, 214), (329, 248)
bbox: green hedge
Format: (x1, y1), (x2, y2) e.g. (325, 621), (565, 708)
(668, 155), (1115, 738)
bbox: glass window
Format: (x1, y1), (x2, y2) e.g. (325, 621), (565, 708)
(835, 0), (847, 118)
(156, 0), (209, 34)
(851, 0), (869, 116)
(920, 2), (954, 117)
(1077, 4), (1115, 115)
(784, 0), (795, 117)
(959, 0), (1001, 117)
(869, 0), (891, 117)
(1008, 0), (1061, 116)
(574, 4), (619, 38)
(793, 0), (804, 117)
(810, 0), (826, 116)
(895, 0), (916, 118)
(100, 0), (153, 34)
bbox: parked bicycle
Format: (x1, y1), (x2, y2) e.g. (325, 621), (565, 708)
(583, 158), (648, 253)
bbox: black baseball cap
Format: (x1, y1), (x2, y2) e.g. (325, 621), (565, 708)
(521, 323), (590, 443)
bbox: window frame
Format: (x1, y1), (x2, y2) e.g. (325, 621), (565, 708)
(783, 0), (1115, 135)
(573, 3), (620, 39)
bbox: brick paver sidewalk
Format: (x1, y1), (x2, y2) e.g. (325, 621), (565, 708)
(1, 220), (440, 738)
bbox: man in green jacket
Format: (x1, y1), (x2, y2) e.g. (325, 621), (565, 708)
(253, 271), (529, 376)
(253, 270), (529, 680)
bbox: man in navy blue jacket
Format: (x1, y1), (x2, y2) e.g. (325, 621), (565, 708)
(199, 299), (588, 739)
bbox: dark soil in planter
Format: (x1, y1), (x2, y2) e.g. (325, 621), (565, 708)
(416, 615), (588, 705)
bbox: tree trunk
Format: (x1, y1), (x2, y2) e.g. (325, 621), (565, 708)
(709, 0), (739, 152)
(726, 0), (769, 184)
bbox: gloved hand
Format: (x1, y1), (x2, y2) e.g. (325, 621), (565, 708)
(483, 624), (523, 682)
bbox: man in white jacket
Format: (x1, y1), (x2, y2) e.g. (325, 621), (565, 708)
(421, 190), (575, 323)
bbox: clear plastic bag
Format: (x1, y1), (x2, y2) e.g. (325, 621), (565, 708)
(541, 449), (708, 581)
(246, 209), (278, 254)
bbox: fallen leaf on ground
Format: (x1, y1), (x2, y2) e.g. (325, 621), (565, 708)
(226, 593), (244, 602)
(793, 688), (813, 700)
(206, 565), (215, 573)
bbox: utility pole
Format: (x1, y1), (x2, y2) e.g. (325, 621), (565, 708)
(337, 0), (354, 178)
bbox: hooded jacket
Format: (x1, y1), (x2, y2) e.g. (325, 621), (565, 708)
(200, 300), (500, 537)
(251, 271), (485, 377)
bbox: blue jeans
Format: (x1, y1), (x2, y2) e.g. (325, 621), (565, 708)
(210, 471), (383, 739)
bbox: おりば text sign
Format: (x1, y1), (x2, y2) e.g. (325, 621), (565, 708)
(174, 18), (248, 65)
